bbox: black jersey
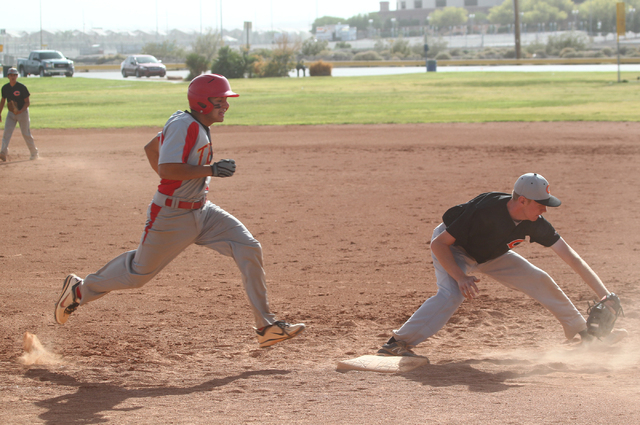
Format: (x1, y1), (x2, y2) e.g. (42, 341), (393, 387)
(442, 192), (560, 264)
(2, 82), (30, 111)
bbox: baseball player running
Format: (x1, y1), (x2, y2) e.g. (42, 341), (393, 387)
(378, 173), (621, 357)
(54, 74), (305, 348)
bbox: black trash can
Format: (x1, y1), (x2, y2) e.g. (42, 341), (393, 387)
(427, 60), (437, 72)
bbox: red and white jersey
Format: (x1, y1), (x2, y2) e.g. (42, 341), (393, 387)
(156, 111), (212, 201)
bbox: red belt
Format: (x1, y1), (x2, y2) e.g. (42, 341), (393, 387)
(164, 198), (204, 209)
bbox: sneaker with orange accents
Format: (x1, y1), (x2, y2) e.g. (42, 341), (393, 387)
(255, 321), (305, 348)
(54, 274), (83, 324)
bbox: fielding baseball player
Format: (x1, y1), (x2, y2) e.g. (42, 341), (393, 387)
(54, 74), (305, 348)
(0, 68), (38, 161)
(378, 173), (622, 357)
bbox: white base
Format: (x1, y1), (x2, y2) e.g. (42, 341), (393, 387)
(336, 354), (430, 373)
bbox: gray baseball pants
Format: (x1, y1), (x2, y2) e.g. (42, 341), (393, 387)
(1, 109), (37, 156)
(77, 200), (276, 328)
(392, 223), (587, 346)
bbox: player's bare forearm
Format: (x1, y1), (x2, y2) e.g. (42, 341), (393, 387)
(431, 230), (480, 299)
(15, 97), (29, 115)
(157, 162), (213, 181)
(144, 136), (160, 175)
(551, 237), (609, 298)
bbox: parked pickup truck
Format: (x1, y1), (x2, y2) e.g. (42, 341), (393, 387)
(17, 50), (74, 77)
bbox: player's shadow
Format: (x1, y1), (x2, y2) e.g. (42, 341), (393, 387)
(400, 358), (559, 393)
(25, 367), (291, 425)
(0, 159), (32, 165)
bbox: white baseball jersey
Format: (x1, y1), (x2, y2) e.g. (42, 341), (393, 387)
(157, 111), (213, 201)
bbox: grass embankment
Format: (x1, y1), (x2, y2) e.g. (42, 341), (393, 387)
(4, 72), (640, 129)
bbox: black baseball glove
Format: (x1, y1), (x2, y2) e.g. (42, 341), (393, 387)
(211, 159), (236, 178)
(586, 293), (623, 339)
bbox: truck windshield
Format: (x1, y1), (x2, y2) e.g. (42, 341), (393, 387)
(135, 56), (159, 63)
(39, 52), (65, 60)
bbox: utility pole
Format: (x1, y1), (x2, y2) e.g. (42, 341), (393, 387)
(244, 21), (252, 50)
(513, 0), (521, 59)
(40, 0), (43, 49)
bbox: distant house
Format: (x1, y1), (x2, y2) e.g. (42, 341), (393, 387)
(379, 0), (503, 23)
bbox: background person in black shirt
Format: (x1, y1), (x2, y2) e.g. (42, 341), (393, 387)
(378, 173), (619, 357)
(0, 68), (38, 161)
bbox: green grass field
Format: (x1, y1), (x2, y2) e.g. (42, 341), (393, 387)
(3, 71), (640, 129)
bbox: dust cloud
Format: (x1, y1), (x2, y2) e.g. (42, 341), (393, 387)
(19, 332), (63, 366)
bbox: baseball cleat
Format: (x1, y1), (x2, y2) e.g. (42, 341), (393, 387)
(30, 153), (39, 160)
(0, 152), (6, 162)
(377, 340), (423, 358)
(54, 274), (83, 324)
(256, 321), (305, 348)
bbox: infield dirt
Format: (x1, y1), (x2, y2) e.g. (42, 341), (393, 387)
(1, 123), (639, 424)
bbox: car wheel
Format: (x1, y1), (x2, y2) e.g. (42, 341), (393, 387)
(135, 69), (141, 78)
(65, 72), (73, 77)
(39, 67), (46, 77)
(19, 66), (26, 77)
(160, 72), (166, 78)
(122, 69), (128, 78)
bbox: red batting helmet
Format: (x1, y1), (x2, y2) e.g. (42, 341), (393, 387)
(188, 74), (239, 114)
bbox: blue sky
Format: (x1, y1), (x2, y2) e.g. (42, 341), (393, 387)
(2, 0), (391, 33)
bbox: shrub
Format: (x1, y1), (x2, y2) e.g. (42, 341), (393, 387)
(524, 42), (546, 55)
(309, 60), (332, 76)
(559, 47), (576, 58)
(546, 33), (588, 56)
(185, 53), (210, 81)
(302, 38), (329, 56)
(335, 41), (351, 49)
(477, 48), (501, 59)
(449, 48), (463, 57)
(410, 43), (427, 58)
(250, 33), (299, 78)
(532, 50), (547, 59)
(601, 47), (614, 57)
(626, 48), (640, 57)
(425, 38), (448, 59)
(211, 46), (247, 78)
(331, 51), (353, 61)
(502, 49), (516, 59)
(434, 51), (451, 60)
(390, 38), (411, 57)
(353, 51), (383, 60)
(373, 39), (387, 52)
(95, 54), (126, 65)
(316, 49), (334, 60)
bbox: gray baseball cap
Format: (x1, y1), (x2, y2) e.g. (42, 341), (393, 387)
(7, 67), (18, 75)
(513, 173), (561, 207)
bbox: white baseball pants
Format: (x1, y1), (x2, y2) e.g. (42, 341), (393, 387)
(1, 109), (37, 157)
(77, 201), (276, 328)
(392, 223), (587, 346)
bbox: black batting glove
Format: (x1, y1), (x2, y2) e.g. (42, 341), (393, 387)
(211, 159), (236, 177)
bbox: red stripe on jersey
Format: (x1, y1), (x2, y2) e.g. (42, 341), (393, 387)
(157, 123), (199, 195)
(183, 122), (200, 163)
(142, 203), (162, 244)
(158, 178), (182, 196)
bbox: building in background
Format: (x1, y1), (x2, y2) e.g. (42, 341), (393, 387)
(378, 0), (503, 23)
